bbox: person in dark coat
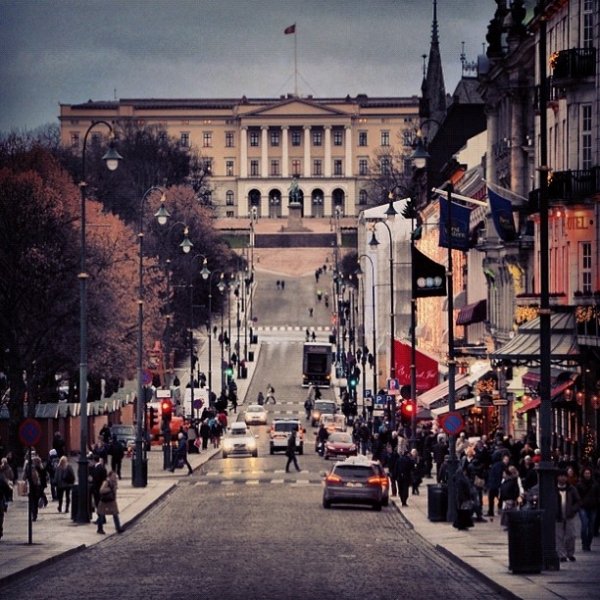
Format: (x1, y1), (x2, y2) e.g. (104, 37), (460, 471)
(394, 451), (414, 507)
(285, 429), (301, 473)
(54, 455), (75, 513)
(199, 420), (211, 451)
(90, 456), (108, 514)
(487, 452), (510, 517)
(387, 446), (400, 497)
(170, 432), (193, 475)
(453, 464), (474, 530)
(576, 465), (600, 552)
(432, 435), (448, 480)
(110, 435), (125, 479)
(0, 469), (12, 540)
(556, 468), (581, 562)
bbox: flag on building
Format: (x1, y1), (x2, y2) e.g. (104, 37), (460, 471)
(438, 197), (471, 251)
(394, 340), (439, 392)
(412, 246), (446, 298)
(488, 187), (517, 242)
(284, 24), (296, 34)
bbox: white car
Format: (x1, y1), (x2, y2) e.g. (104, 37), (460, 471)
(244, 404), (268, 426)
(222, 422), (258, 458)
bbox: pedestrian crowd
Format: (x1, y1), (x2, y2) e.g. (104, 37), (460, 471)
(353, 417), (600, 563)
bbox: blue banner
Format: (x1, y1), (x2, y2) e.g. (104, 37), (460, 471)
(488, 187), (517, 242)
(438, 198), (471, 251)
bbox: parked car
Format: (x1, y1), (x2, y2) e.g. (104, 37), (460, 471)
(310, 399), (337, 426)
(222, 422), (258, 458)
(244, 404), (268, 426)
(110, 424), (136, 449)
(269, 419), (304, 454)
(323, 431), (357, 460)
(322, 456), (389, 511)
(321, 414), (347, 433)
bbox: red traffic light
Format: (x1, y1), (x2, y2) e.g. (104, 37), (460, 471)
(160, 399), (173, 420)
(400, 400), (416, 421)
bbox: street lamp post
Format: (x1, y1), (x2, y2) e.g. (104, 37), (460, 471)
(133, 186), (170, 488)
(76, 121), (122, 522)
(357, 254), (377, 419)
(369, 200), (398, 427)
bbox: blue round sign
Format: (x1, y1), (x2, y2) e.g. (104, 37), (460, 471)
(441, 412), (464, 436)
(19, 418), (42, 447)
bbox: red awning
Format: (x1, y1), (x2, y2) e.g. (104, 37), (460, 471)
(456, 299), (487, 326)
(515, 398), (541, 414)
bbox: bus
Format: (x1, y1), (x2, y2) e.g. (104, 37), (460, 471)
(302, 342), (333, 387)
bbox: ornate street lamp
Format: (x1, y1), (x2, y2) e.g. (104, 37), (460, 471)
(76, 121), (122, 522)
(133, 186), (169, 488)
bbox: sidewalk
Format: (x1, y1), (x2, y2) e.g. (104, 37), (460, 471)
(389, 483), (599, 600)
(0, 340), (263, 587)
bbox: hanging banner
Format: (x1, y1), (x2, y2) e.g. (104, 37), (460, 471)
(488, 187), (517, 242)
(394, 340), (439, 393)
(438, 197), (471, 251)
(412, 246), (446, 297)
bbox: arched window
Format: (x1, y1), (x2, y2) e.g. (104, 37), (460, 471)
(358, 190), (368, 205)
(226, 190), (234, 206)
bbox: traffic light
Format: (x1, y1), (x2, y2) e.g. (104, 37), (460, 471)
(348, 375), (358, 389)
(161, 399), (173, 422)
(400, 400), (416, 424)
(148, 407), (157, 429)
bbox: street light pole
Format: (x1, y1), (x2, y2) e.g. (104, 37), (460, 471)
(369, 201), (397, 428)
(357, 254), (377, 418)
(76, 121), (122, 523)
(133, 186), (169, 488)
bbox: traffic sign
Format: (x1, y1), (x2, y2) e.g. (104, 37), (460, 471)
(142, 369), (153, 386)
(440, 411), (465, 436)
(19, 418), (42, 447)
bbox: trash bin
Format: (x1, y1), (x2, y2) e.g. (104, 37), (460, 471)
(131, 457), (148, 486)
(71, 485), (79, 521)
(251, 334), (258, 344)
(507, 509), (543, 574)
(427, 484), (448, 522)
(248, 351), (255, 362)
(240, 366), (248, 379)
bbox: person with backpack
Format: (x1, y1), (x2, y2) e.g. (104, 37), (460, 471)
(54, 455), (75, 513)
(170, 432), (193, 475)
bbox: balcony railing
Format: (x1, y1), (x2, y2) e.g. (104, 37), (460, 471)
(551, 47), (596, 82)
(529, 166), (600, 210)
(534, 77), (564, 111)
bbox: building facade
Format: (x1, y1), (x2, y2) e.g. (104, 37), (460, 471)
(59, 95), (419, 219)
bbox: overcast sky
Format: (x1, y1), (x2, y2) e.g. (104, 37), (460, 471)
(0, 0), (495, 134)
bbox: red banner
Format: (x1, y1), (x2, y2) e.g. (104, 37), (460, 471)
(394, 340), (438, 393)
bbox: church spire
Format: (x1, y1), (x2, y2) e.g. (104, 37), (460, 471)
(421, 0), (447, 136)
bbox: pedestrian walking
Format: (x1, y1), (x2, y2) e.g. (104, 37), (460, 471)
(453, 463), (475, 530)
(170, 432), (193, 475)
(285, 428), (301, 473)
(394, 451), (413, 507)
(54, 455), (75, 513)
(96, 471), (123, 534)
(0, 468), (11, 541)
(46, 448), (59, 501)
(556, 468), (581, 562)
(90, 456), (108, 516)
(199, 419), (211, 450)
(109, 435), (125, 479)
(576, 466), (600, 551)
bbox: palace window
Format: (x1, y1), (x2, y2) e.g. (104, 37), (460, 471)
(226, 191), (235, 206)
(250, 160), (259, 177)
(312, 130), (322, 146)
(358, 131), (368, 146)
(270, 130), (280, 147)
(313, 160), (322, 176)
(226, 160), (234, 177)
(270, 160), (280, 176)
(249, 131), (259, 147)
(292, 159), (301, 176)
(333, 130), (343, 146)
(225, 131), (235, 147)
(203, 132), (212, 148)
(180, 132), (190, 148)
(380, 130), (390, 146)
(334, 159), (343, 176)
(358, 158), (368, 176)
(291, 130), (302, 146)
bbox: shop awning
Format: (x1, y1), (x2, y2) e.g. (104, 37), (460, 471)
(490, 312), (580, 365)
(522, 368), (577, 389)
(431, 397), (476, 416)
(417, 374), (472, 408)
(515, 398), (541, 414)
(456, 299), (487, 326)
